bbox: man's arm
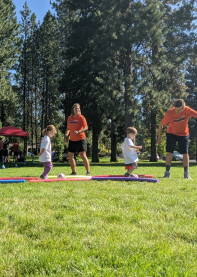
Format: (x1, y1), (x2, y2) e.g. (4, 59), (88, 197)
(157, 121), (163, 145)
(188, 107), (197, 118)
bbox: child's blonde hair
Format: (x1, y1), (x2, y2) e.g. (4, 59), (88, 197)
(42, 125), (57, 136)
(126, 127), (137, 135)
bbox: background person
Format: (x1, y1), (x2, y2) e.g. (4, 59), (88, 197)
(121, 127), (142, 177)
(13, 140), (19, 162)
(0, 137), (3, 161)
(157, 99), (197, 179)
(38, 125), (57, 179)
(3, 137), (10, 162)
(64, 103), (90, 175)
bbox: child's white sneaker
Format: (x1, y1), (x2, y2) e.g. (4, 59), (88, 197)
(130, 174), (138, 178)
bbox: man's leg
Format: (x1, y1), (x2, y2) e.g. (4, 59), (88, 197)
(183, 153), (189, 167)
(166, 152), (173, 167)
(178, 135), (191, 178)
(163, 133), (176, 178)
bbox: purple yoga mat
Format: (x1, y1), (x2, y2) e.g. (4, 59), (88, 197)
(92, 176), (159, 183)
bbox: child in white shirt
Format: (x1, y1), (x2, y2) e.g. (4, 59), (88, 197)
(121, 127), (142, 177)
(38, 125), (57, 179)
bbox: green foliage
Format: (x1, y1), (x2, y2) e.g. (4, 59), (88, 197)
(0, 0), (21, 100)
(188, 138), (196, 159)
(51, 129), (64, 159)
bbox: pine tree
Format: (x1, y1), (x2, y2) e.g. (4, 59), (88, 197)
(0, 0), (21, 124)
(38, 11), (63, 129)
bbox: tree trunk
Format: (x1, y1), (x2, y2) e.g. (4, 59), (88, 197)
(92, 124), (99, 162)
(150, 111), (157, 162)
(23, 42), (26, 152)
(1, 102), (6, 126)
(87, 143), (91, 157)
(45, 77), (48, 127)
(41, 82), (45, 134)
(196, 119), (197, 162)
(35, 81), (38, 154)
(110, 120), (117, 162)
(124, 48), (134, 128)
(31, 62), (34, 154)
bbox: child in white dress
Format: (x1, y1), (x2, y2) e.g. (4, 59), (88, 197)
(38, 125), (57, 179)
(121, 127), (142, 177)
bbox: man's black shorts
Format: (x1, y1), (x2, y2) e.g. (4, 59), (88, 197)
(68, 139), (87, 153)
(166, 133), (189, 154)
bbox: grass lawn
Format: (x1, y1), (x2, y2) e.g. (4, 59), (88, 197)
(0, 157), (197, 276)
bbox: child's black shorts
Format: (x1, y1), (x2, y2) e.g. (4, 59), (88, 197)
(68, 139), (87, 153)
(166, 133), (189, 154)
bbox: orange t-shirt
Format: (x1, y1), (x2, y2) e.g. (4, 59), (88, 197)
(161, 106), (197, 136)
(67, 114), (88, 141)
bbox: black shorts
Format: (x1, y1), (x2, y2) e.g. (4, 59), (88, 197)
(14, 152), (18, 156)
(68, 139), (87, 153)
(3, 149), (9, 156)
(166, 133), (189, 154)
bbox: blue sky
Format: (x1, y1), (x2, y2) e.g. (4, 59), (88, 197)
(12, 0), (55, 24)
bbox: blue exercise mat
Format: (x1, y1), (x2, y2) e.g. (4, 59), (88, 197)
(0, 179), (26, 183)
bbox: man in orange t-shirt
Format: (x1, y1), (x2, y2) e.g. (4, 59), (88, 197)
(157, 99), (197, 179)
(64, 103), (90, 175)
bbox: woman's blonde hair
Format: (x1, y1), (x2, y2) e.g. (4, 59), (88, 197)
(42, 125), (57, 136)
(71, 103), (81, 117)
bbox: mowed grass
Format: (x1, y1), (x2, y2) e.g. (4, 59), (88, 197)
(0, 158), (197, 276)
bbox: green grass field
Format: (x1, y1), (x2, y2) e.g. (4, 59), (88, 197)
(0, 157), (197, 276)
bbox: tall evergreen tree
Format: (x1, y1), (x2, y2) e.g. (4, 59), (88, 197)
(0, 0), (21, 125)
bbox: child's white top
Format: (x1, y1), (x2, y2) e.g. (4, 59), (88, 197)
(39, 135), (51, 162)
(121, 137), (139, 164)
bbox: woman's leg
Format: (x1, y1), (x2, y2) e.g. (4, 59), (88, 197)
(68, 152), (76, 173)
(79, 151), (90, 172)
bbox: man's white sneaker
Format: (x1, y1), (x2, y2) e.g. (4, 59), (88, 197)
(184, 172), (192, 179)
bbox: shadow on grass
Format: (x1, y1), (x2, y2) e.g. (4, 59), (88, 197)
(2, 160), (197, 169)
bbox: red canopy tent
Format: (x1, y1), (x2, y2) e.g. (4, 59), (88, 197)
(0, 126), (29, 137)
